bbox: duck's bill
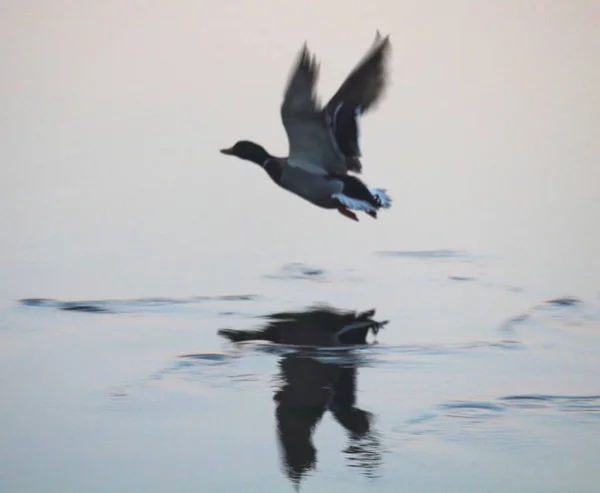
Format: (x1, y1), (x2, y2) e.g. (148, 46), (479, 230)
(220, 147), (234, 155)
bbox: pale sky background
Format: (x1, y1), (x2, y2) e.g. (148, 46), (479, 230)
(1, 0), (599, 298)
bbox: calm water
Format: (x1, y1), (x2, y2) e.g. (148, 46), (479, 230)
(2, 250), (599, 492)
(2, 2), (599, 492)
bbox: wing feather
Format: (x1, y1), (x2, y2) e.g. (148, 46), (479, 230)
(280, 45), (347, 175)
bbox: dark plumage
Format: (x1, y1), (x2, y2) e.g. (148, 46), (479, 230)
(274, 353), (380, 490)
(218, 305), (388, 347)
(220, 33), (393, 222)
(217, 305), (385, 489)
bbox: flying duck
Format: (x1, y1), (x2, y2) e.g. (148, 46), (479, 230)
(220, 33), (392, 221)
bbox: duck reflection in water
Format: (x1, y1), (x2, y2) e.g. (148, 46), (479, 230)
(218, 305), (387, 490)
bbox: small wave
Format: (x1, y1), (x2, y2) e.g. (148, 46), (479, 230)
(394, 393), (600, 447)
(499, 296), (600, 333)
(222, 339), (522, 368)
(400, 399), (506, 431)
(499, 394), (600, 414)
(20, 298), (111, 313)
(262, 262), (363, 283)
(380, 340), (521, 355)
(545, 297), (581, 307)
(376, 249), (471, 260)
(177, 352), (232, 364)
(448, 275), (475, 282)
(263, 262), (341, 282)
(126, 351), (257, 395)
(439, 401), (506, 418)
(393, 398), (511, 445)
(19, 294), (259, 314)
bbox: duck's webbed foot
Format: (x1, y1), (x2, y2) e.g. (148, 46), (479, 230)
(337, 206), (359, 222)
(366, 210), (377, 219)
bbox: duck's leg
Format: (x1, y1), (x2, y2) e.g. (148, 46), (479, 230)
(366, 210), (378, 219)
(337, 206), (359, 222)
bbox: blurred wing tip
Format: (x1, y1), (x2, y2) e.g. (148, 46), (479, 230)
(296, 42), (312, 64)
(374, 33), (392, 53)
(374, 30), (390, 41)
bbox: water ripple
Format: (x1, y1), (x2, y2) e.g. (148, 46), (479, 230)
(394, 393), (600, 447)
(440, 401), (506, 418)
(499, 394), (600, 413)
(219, 339), (523, 369)
(500, 296), (600, 333)
(376, 249), (471, 260)
(263, 262), (362, 283)
(18, 294), (259, 315)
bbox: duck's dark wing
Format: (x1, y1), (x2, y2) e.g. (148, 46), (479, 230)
(280, 45), (348, 176)
(325, 33), (392, 173)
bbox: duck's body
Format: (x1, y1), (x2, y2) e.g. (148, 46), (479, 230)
(218, 305), (388, 347)
(220, 33), (392, 222)
(259, 153), (391, 219)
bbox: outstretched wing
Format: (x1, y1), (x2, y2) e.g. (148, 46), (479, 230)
(325, 33), (392, 172)
(280, 45), (347, 175)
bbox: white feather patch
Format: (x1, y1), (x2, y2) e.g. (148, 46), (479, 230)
(332, 187), (392, 212)
(334, 321), (374, 343)
(331, 193), (376, 212)
(370, 188), (392, 209)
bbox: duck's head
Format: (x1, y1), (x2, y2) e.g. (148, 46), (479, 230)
(220, 140), (271, 166)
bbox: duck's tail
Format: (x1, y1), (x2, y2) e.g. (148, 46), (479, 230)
(370, 188), (392, 209)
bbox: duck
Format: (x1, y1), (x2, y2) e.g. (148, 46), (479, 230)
(220, 32), (392, 222)
(218, 305), (384, 489)
(218, 305), (388, 347)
